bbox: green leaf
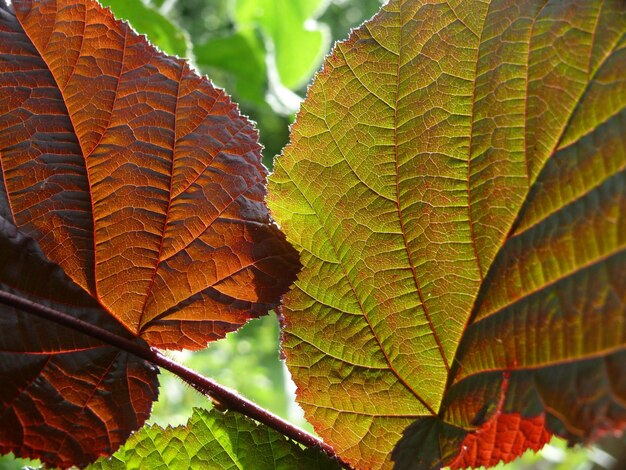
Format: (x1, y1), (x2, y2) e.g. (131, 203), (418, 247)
(268, 0), (626, 468)
(194, 0), (329, 112)
(194, 29), (267, 105)
(99, 0), (190, 57)
(234, 0), (329, 90)
(89, 408), (340, 470)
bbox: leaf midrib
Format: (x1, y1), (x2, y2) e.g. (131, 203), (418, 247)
(13, 0), (100, 298)
(136, 62), (184, 332)
(392, 1), (450, 374)
(276, 158), (436, 416)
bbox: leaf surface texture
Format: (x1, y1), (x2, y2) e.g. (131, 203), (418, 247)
(0, 0), (299, 350)
(89, 408), (340, 470)
(0, 0), (298, 466)
(268, 0), (626, 467)
(0, 215), (159, 468)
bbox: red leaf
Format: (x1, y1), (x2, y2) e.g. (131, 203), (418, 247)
(0, 0), (299, 466)
(0, 217), (159, 468)
(1, 0), (299, 351)
(449, 414), (552, 469)
(447, 371), (552, 469)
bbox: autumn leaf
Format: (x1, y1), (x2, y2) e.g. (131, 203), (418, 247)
(0, 215), (159, 469)
(0, 0), (298, 466)
(0, 0), (299, 349)
(268, 0), (626, 468)
(89, 408), (340, 470)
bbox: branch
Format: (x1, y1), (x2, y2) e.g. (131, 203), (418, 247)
(0, 290), (352, 469)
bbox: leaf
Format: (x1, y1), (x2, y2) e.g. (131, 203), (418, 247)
(99, 0), (191, 57)
(89, 408), (340, 470)
(0, 0), (298, 466)
(195, 29), (268, 107)
(268, 0), (626, 468)
(234, 0), (330, 90)
(0, 0), (300, 351)
(194, 0), (330, 112)
(0, 215), (159, 468)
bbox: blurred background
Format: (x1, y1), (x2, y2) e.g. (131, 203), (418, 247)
(1, 0), (623, 469)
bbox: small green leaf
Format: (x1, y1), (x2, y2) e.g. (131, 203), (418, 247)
(89, 408), (340, 470)
(235, 0), (330, 89)
(194, 0), (330, 112)
(99, 0), (190, 57)
(194, 30), (267, 105)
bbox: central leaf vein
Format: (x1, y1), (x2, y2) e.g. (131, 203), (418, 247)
(277, 159), (436, 415)
(393, 2), (449, 373)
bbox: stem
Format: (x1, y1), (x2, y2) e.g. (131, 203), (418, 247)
(0, 290), (351, 469)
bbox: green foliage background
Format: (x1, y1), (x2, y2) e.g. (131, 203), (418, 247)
(0, 1), (621, 469)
